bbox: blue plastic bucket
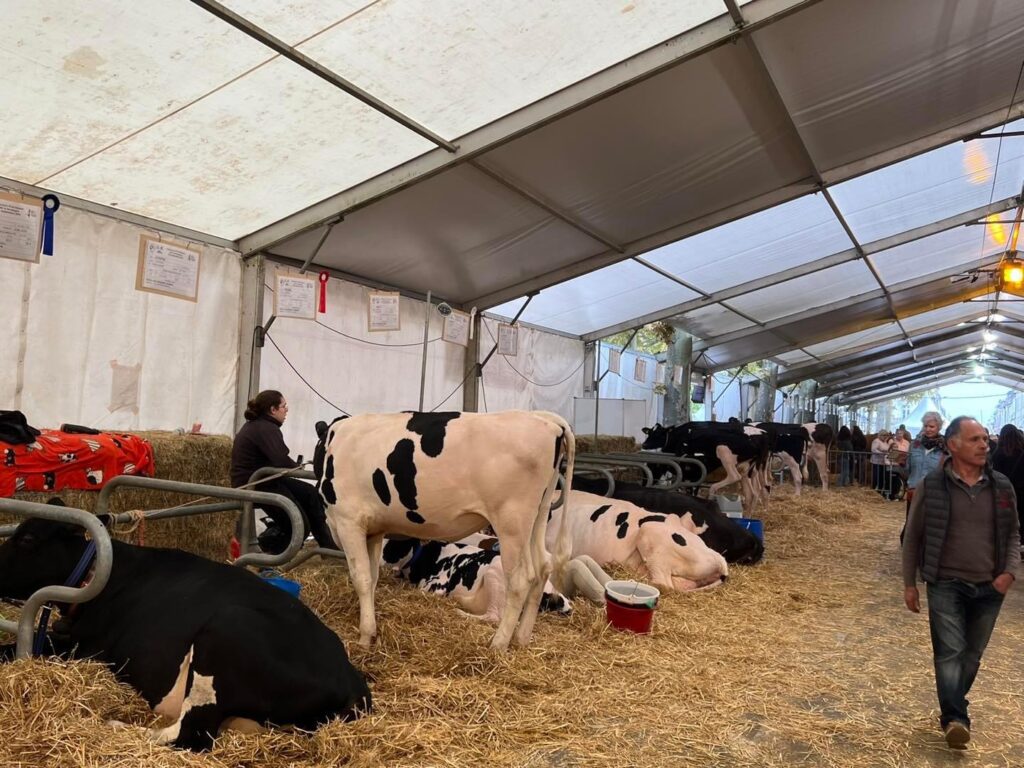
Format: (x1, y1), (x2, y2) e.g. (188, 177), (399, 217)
(263, 576), (302, 598)
(738, 518), (764, 542)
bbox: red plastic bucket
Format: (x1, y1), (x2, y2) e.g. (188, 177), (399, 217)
(604, 580), (659, 634)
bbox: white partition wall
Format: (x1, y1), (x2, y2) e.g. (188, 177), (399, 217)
(477, 315), (584, 421)
(259, 272), (467, 461)
(0, 205), (241, 433)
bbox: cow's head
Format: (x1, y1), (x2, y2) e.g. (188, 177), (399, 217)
(539, 590), (572, 616)
(637, 521), (728, 592)
(640, 423), (669, 450)
(0, 512), (92, 601)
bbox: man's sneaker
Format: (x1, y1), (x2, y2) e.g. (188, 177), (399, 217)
(944, 721), (970, 750)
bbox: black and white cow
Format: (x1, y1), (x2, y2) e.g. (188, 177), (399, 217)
(0, 508), (371, 752)
(381, 537), (610, 622)
(571, 477), (764, 564)
(641, 422), (769, 510)
(315, 410), (575, 650)
(752, 422), (834, 493)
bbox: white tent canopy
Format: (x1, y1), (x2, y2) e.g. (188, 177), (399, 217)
(4, 0), (1024, 415)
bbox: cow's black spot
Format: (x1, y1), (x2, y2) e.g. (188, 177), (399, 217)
(405, 412), (461, 458)
(638, 515), (666, 526)
(553, 432), (563, 469)
(615, 511), (629, 526)
(589, 504), (611, 522)
(672, 533), (688, 547)
(406, 510), (425, 524)
(387, 439), (418, 510)
(382, 537), (417, 564)
(321, 455), (337, 505)
(617, 522), (629, 539)
(371, 468), (391, 506)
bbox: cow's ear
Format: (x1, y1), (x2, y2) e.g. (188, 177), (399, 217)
(315, 421), (329, 440)
(641, 427), (651, 435)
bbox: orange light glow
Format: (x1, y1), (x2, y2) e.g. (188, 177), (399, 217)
(963, 142), (991, 185)
(1005, 264), (1024, 285)
(986, 213), (1008, 246)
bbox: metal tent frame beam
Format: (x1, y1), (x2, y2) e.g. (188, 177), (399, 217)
(831, 353), (1024, 401)
(849, 362), (1024, 405)
(236, 0), (822, 256)
(581, 195), (1019, 343)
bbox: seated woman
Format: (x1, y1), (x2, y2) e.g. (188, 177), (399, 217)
(230, 390), (338, 554)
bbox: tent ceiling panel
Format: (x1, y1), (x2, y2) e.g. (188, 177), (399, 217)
(479, 41), (813, 245)
(697, 330), (794, 372)
(800, 322), (904, 359)
(44, 56), (436, 238)
(1, 1), (272, 184)
(723, 260), (876, 322)
(870, 224), (1005, 286)
(753, 0), (1024, 171)
(675, 303), (754, 340)
(771, 350), (814, 367)
(828, 126), (1024, 243)
(486, 261), (701, 337)
(639, 192), (854, 293)
(223, 0), (727, 140)
(269, 164), (603, 303)
(899, 298), (1000, 334)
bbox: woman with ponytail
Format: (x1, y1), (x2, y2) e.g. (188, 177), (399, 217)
(230, 390), (338, 554)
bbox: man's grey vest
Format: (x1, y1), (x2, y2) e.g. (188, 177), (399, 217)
(919, 467), (1017, 583)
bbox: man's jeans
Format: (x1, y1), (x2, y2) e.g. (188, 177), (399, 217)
(926, 579), (1005, 728)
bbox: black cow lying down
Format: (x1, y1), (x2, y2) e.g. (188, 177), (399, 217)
(572, 477), (765, 565)
(0, 503), (371, 752)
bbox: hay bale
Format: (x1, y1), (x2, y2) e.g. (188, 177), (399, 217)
(574, 435), (638, 454)
(5, 431), (235, 562)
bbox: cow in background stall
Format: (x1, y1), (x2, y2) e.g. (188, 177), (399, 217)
(641, 421), (770, 511)
(315, 410), (575, 651)
(752, 421), (834, 493)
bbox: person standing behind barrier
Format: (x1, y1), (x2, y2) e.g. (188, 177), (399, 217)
(906, 412), (947, 515)
(871, 430), (892, 495)
(836, 426), (854, 487)
(992, 423), (1024, 548)
(888, 428), (911, 501)
(230, 390), (339, 554)
(901, 416), (1019, 750)
(851, 426), (868, 485)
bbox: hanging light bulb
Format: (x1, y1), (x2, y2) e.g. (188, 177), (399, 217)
(983, 330), (997, 343)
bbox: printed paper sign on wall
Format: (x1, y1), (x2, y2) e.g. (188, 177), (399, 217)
(135, 235), (201, 301)
(274, 272), (317, 320)
(443, 310), (471, 346)
(608, 349), (621, 374)
(367, 291), (401, 332)
(634, 358), (647, 382)
(0, 192), (43, 263)
(497, 323), (518, 356)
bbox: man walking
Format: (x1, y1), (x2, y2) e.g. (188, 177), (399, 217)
(902, 416), (1020, 749)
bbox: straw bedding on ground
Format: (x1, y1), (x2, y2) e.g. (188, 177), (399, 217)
(2, 485), (1022, 767)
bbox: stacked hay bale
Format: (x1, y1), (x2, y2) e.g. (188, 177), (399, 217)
(4, 431), (235, 562)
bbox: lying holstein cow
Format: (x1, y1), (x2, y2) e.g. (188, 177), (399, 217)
(316, 410), (574, 650)
(547, 491), (728, 593)
(0, 507), (370, 752)
(381, 537), (610, 622)
(642, 422), (769, 511)
(571, 477), (764, 564)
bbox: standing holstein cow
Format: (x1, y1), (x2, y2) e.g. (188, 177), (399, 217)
(0, 509), (371, 752)
(753, 422), (834, 493)
(316, 411), (575, 650)
(548, 491), (728, 593)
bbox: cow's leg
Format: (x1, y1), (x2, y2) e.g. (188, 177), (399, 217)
(809, 443), (830, 491)
(779, 451), (802, 495)
(330, 515), (378, 646)
(454, 565), (506, 623)
(487, 529), (530, 651)
(513, 509), (551, 647)
(146, 666), (224, 752)
(708, 446), (742, 496)
(565, 555), (610, 603)
(367, 533), (385, 594)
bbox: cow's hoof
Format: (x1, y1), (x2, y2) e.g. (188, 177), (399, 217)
(357, 634), (375, 648)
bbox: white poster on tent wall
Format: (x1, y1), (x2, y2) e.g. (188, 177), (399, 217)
(135, 235), (201, 301)
(655, 362), (666, 383)
(608, 349), (621, 374)
(634, 358), (647, 382)
(497, 322), (518, 356)
(673, 365), (684, 386)
(443, 310), (471, 346)
(0, 192), (43, 263)
(273, 272), (317, 320)
(367, 291), (401, 331)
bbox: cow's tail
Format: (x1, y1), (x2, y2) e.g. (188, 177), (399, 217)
(539, 412), (574, 594)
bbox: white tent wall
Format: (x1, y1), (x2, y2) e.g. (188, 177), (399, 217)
(258, 273), (466, 462)
(0, 204), (241, 433)
(477, 315), (584, 420)
(595, 344), (663, 428)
